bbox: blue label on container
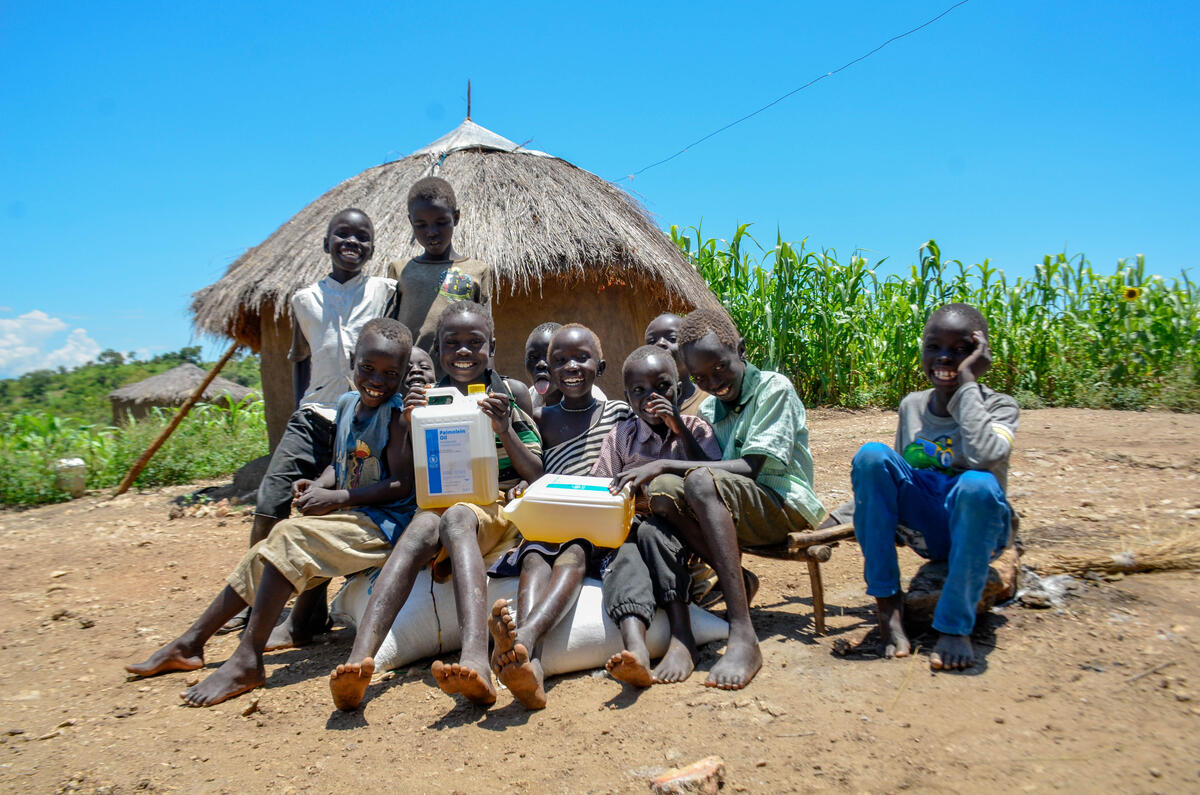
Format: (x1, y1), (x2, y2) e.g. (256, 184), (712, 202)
(425, 428), (442, 493)
(546, 483), (609, 493)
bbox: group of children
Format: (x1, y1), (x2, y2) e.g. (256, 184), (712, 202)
(127, 175), (1019, 711)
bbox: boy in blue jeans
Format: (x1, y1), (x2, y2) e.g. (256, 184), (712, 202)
(852, 303), (1018, 671)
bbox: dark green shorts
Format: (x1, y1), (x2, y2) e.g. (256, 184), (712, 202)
(648, 468), (812, 548)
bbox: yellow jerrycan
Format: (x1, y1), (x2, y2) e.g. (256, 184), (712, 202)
(411, 384), (498, 509)
(502, 474), (634, 548)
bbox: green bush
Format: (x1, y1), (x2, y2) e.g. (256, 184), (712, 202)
(0, 398), (268, 507)
(676, 226), (1200, 410)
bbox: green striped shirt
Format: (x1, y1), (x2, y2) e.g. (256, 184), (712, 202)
(698, 364), (826, 529)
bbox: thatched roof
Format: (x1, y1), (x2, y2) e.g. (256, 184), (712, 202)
(190, 119), (721, 348)
(108, 363), (258, 405)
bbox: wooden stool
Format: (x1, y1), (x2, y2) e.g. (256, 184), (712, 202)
(743, 522), (855, 636)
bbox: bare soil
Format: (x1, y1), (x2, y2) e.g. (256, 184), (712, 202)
(2, 408), (1199, 794)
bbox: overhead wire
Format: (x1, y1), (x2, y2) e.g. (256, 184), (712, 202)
(613, 0), (973, 183)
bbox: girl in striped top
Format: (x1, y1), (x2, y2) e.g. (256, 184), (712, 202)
(489, 325), (631, 709)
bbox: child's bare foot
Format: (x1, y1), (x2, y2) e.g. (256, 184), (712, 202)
(329, 657), (375, 711)
(497, 643), (546, 709)
(606, 649), (653, 687)
(487, 598), (517, 674)
(875, 594), (911, 659)
(930, 634), (975, 671)
(704, 640), (762, 690)
(264, 611), (331, 651)
(432, 660), (497, 706)
(180, 649), (263, 707)
(125, 640), (204, 678)
(652, 637), (696, 684)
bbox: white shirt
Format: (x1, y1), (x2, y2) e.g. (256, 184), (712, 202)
(289, 273), (396, 421)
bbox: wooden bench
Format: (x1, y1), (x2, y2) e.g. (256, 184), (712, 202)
(743, 522), (856, 636)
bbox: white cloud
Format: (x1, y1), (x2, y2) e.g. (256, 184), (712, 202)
(0, 310), (102, 377)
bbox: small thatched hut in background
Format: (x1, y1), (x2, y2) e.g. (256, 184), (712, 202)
(108, 363), (258, 425)
(191, 119), (725, 449)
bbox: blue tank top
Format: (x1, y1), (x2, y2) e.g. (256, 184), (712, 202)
(333, 391), (416, 544)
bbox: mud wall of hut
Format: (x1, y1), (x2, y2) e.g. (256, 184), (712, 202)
(257, 277), (681, 451)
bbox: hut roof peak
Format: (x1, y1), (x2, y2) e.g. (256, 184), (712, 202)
(410, 118), (552, 160)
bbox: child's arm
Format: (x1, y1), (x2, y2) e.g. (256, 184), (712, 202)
(295, 409), (414, 515)
(949, 331), (1019, 469)
(610, 454), (765, 494)
(646, 395), (716, 462)
(948, 385), (1019, 469)
(505, 376), (536, 419)
(289, 317), (312, 409)
(481, 391), (544, 484)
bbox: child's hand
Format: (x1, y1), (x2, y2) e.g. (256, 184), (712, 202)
(646, 394), (683, 435)
(610, 461), (666, 495)
(959, 331), (992, 382)
(480, 391), (512, 434)
(292, 479), (314, 499)
(403, 383), (430, 414)
(506, 480), (529, 501)
(295, 487), (348, 516)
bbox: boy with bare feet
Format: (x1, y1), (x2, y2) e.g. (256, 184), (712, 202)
(487, 324), (629, 709)
(594, 345), (720, 686)
(126, 319), (415, 707)
(232, 208), (396, 641)
(330, 301), (541, 711)
(622, 308), (825, 690)
(851, 303), (1018, 671)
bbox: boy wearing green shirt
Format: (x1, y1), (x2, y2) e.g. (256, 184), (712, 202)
(619, 307), (824, 690)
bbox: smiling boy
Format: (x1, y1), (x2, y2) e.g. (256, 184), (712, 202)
(126, 319), (415, 707)
(388, 177), (492, 360)
(240, 208), (397, 642)
(850, 303), (1018, 671)
(621, 307), (824, 690)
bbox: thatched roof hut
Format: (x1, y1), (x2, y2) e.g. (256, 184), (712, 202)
(190, 119), (724, 448)
(108, 363), (258, 425)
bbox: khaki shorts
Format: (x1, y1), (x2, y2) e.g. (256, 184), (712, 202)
(426, 495), (521, 582)
(227, 511), (391, 603)
(649, 468), (813, 548)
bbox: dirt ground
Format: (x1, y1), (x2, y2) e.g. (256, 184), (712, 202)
(2, 408), (1199, 794)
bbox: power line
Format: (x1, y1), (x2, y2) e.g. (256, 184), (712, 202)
(614, 0), (973, 183)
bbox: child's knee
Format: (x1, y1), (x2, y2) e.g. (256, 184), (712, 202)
(953, 471), (1005, 507)
(852, 442), (893, 474)
(438, 505), (479, 544)
(681, 467), (717, 505)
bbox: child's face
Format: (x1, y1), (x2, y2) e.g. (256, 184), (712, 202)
(624, 354), (677, 426)
(548, 328), (603, 401)
(437, 311), (493, 385)
(644, 314), (687, 376)
(405, 348), (436, 390)
(353, 332), (408, 408)
(409, 198), (459, 260)
(681, 332), (747, 405)
(922, 312), (984, 392)
(324, 210), (374, 276)
(524, 328), (556, 397)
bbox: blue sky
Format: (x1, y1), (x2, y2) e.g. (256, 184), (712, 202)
(2, 0), (1197, 376)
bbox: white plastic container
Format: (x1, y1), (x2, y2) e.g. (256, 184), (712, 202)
(411, 385), (498, 509)
(54, 458), (87, 498)
(502, 474), (634, 548)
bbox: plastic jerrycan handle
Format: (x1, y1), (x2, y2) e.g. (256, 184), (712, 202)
(421, 386), (466, 406)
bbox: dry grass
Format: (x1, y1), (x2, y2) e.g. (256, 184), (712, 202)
(1032, 533), (1200, 575)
